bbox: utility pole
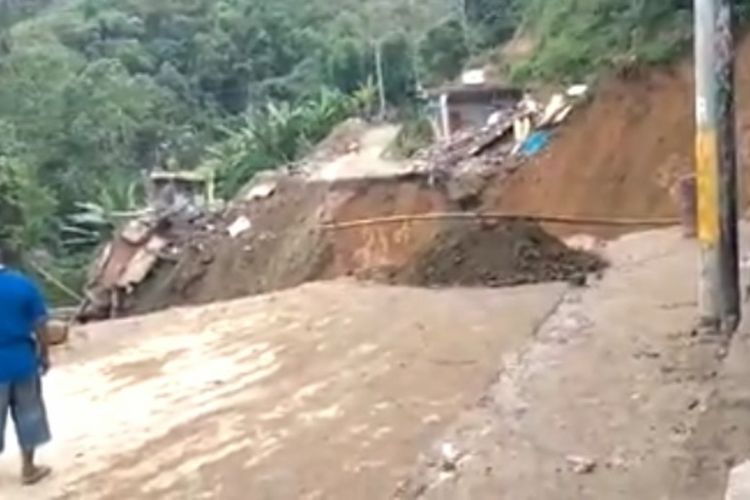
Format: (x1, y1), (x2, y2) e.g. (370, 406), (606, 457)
(694, 0), (741, 333)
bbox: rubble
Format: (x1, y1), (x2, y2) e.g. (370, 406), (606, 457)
(440, 442), (462, 472)
(539, 93), (568, 127)
(567, 84), (589, 98)
(566, 454), (597, 474)
(414, 86), (589, 180)
(227, 216), (252, 238)
(77, 171), (220, 321)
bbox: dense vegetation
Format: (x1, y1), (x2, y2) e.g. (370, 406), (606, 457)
(0, 0), (746, 301)
(0, 0), (461, 299)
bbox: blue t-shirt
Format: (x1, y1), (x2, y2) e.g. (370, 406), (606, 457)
(0, 268), (48, 383)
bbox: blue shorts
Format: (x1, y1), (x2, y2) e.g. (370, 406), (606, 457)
(0, 375), (51, 453)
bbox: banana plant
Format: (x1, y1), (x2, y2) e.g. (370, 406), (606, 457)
(61, 178), (145, 251)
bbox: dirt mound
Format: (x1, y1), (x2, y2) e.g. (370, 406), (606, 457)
(484, 36), (750, 237)
(129, 177), (342, 315)
(127, 177), (604, 315)
(403, 220), (604, 288)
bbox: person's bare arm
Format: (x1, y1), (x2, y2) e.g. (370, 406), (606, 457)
(26, 277), (51, 375)
(35, 321), (50, 374)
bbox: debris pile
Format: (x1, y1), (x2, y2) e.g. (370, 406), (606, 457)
(78, 171), (220, 321)
(115, 177), (606, 316)
(415, 85), (590, 177)
(399, 219), (605, 288)
(123, 177), (336, 316)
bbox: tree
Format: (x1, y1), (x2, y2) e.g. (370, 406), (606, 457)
(419, 19), (470, 84)
(0, 154), (56, 251)
(325, 37), (370, 94)
(466, 0), (521, 49)
(381, 32), (417, 104)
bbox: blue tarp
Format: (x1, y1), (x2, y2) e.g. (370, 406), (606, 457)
(520, 131), (551, 157)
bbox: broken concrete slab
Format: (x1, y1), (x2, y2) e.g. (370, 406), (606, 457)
(116, 235), (168, 288)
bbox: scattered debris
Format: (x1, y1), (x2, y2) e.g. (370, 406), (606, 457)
(566, 454), (597, 474)
(605, 451), (628, 470)
(120, 220), (152, 245)
(634, 348), (661, 360)
(417, 84), (588, 179)
(567, 84), (589, 98)
(78, 220), (162, 321)
(440, 443), (461, 471)
(567, 273), (588, 288)
(469, 118), (515, 157)
(78, 170), (220, 321)
(563, 234), (604, 253)
(227, 216), (253, 238)
(117, 235), (168, 288)
(245, 182), (277, 201)
(520, 93), (541, 115)
(148, 170), (215, 222)
(520, 131), (551, 157)
(539, 93), (568, 127)
(513, 116), (533, 153)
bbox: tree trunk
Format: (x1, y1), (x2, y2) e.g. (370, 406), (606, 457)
(375, 40), (387, 119)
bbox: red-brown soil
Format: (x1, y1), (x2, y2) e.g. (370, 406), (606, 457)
(485, 37), (750, 237)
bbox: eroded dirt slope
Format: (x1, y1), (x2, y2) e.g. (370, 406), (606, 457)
(486, 36), (750, 237)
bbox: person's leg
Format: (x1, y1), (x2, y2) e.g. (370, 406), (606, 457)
(9, 375), (51, 484)
(0, 382), (10, 455)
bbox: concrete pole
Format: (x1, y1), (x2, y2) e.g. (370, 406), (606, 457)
(439, 93), (451, 140)
(694, 0), (741, 333)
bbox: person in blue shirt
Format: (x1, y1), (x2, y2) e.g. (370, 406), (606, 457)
(0, 249), (52, 485)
